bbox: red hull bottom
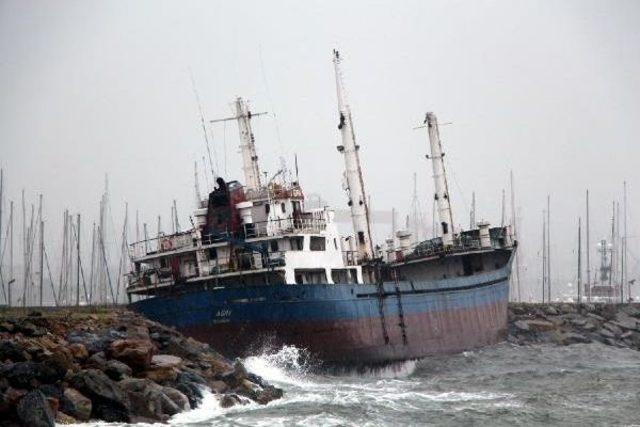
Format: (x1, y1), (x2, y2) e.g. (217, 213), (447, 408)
(179, 299), (508, 365)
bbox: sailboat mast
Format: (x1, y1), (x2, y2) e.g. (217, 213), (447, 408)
(623, 181), (628, 301)
(9, 201), (13, 307)
(586, 190), (591, 302)
(470, 191), (476, 229)
(332, 50), (374, 261)
(577, 217), (582, 304)
(425, 112), (455, 247)
(547, 195), (551, 302)
(509, 170), (521, 302)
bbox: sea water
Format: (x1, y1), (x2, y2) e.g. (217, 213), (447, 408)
(76, 342), (640, 426)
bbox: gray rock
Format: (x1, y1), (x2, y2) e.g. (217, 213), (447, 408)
(16, 390), (55, 427)
(598, 328), (615, 339)
(60, 388), (92, 421)
(603, 322), (623, 336)
(544, 306), (559, 316)
(104, 359), (133, 381)
(563, 333), (592, 344)
(586, 313), (605, 322)
(513, 320), (530, 332)
(70, 369), (130, 422)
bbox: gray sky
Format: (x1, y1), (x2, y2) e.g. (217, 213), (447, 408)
(1, 0), (639, 301)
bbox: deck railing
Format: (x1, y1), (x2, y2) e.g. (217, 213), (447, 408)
(243, 218), (326, 238)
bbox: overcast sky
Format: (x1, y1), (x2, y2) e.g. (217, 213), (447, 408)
(1, 0), (639, 301)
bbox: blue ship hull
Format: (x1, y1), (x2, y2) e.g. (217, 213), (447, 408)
(131, 258), (512, 365)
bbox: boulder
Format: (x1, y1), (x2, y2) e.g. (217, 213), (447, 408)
(525, 320), (555, 332)
(104, 359), (133, 381)
(119, 378), (181, 420)
(60, 388), (92, 421)
(14, 320), (47, 337)
(586, 312), (605, 322)
(598, 328), (615, 339)
(162, 386), (190, 411)
(107, 339), (154, 372)
(55, 412), (77, 425)
(621, 305), (640, 318)
(219, 393), (242, 408)
(4, 362), (65, 389)
(86, 351), (107, 370)
(16, 390), (55, 427)
(68, 343), (89, 361)
(173, 381), (203, 408)
(144, 365), (178, 383)
(544, 306), (559, 315)
(209, 380), (229, 394)
(255, 385), (284, 405)
(70, 369), (130, 422)
(0, 340), (29, 362)
(152, 354), (183, 368)
(513, 320), (530, 332)
(603, 322), (623, 336)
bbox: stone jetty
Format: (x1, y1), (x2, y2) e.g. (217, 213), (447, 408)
(508, 303), (640, 350)
(0, 308), (282, 426)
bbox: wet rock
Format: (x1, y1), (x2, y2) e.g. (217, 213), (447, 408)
(3, 361), (65, 389)
(104, 359), (133, 381)
(603, 322), (623, 336)
(612, 315), (639, 332)
(598, 328), (615, 339)
(55, 412), (77, 425)
(0, 340), (29, 362)
(543, 306), (559, 316)
(107, 339), (154, 372)
(162, 386), (190, 411)
(16, 390), (55, 427)
(219, 393), (243, 408)
(68, 343), (89, 361)
(255, 385), (284, 405)
(621, 305), (640, 318)
(86, 351), (107, 369)
(152, 354), (183, 368)
(60, 388), (92, 421)
(14, 320), (47, 337)
(70, 369), (130, 422)
(524, 320), (555, 332)
(513, 320), (530, 332)
(173, 382), (202, 408)
(144, 365), (178, 383)
(209, 380), (229, 394)
(119, 378), (178, 421)
(586, 313), (605, 322)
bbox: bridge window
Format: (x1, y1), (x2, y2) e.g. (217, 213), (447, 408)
(331, 268), (357, 284)
(208, 247), (218, 260)
(290, 236), (304, 251)
(310, 236), (326, 251)
(294, 269), (327, 284)
(270, 240), (279, 252)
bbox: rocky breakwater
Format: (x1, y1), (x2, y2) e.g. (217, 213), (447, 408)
(0, 309), (283, 426)
(508, 303), (640, 350)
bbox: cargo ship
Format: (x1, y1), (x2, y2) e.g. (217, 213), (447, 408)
(127, 51), (515, 365)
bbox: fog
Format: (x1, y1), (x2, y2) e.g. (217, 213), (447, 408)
(1, 0), (639, 302)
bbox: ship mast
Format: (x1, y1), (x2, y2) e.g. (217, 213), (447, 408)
(332, 50), (374, 261)
(210, 98), (267, 193)
(424, 112), (455, 247)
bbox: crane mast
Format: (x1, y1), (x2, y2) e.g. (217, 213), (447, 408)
(332, 50), (373, 261)
(210, 97), (267, 193)
(425, 112), (455, 247)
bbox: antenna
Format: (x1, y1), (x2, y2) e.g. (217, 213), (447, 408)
(194, 161), (202, 207)
(189, 70), (218, 180)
